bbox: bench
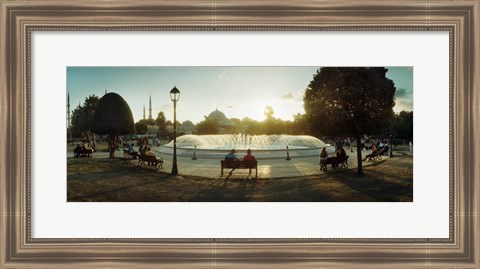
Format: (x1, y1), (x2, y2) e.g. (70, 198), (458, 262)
(365, 150), (382, 162)
(320, 156), (349, 171)
(221, 160), (257, 177)
(338, 155), (349, 169)
(123, 149), (138, 159)
(74, 147), (94, 157)
(138, 154), (163, 170)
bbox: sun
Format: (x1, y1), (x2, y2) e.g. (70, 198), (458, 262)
(248, 101), (272, 122)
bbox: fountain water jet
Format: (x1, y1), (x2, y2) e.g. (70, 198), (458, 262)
(164, 134), (327, 150)
(157, 134), (332, 159)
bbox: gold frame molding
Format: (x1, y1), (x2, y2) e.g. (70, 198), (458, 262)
(1, 0), (479, 268)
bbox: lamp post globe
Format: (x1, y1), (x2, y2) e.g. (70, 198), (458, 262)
(170, 86), (180, 175)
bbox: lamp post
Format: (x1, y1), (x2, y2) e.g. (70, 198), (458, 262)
(170, 86), (180, 175)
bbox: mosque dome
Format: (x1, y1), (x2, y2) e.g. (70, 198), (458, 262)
(207, 109), (234, 127)
(207, 109), (228, 121)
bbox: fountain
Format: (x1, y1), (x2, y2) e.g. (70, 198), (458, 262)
(157, 134), (333, 159)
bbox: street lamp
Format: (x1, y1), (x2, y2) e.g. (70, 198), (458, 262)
(170, 86), (180, 175)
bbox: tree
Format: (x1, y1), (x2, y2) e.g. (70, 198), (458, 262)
(134, 119), (155, 136)
(293, 113), (309, 135)
(241, 117), (264, 135)
(264, 106), (275, 134)
(70, 95), (99, 141)
(304, 67), (396, 175)
(392, 110), (413, 141)
(196, 117), (219, 134)
(91, 92), (135, 158)
(139, 118), (155, 126)
(264, 105), (274, 120)
(135, 121), (148, 135)
(155, 111), (167, 129)
(229, 118), (242, 133)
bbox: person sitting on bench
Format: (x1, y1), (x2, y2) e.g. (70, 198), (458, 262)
(333, 146), (347, 168)
(243, 149), (256, 161)
(144, 147), (156, 165)
(225, 149), (239, 175)
(363, 145), (378, 161)
(225, 149), (239, 161)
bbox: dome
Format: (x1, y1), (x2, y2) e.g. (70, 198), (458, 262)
(207, 109), (228, 121)
(182, 120), (195, 127)
(207, 109), (235, 127)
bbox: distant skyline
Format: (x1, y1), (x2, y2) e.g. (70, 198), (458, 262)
(67, 66), (413, 124)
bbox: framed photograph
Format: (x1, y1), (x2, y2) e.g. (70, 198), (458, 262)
(1, 0), (478, 268)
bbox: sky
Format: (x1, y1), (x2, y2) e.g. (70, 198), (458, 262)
(66, 66), (413, 124)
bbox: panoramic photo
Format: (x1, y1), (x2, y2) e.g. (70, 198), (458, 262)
(66, 66), (413, 202)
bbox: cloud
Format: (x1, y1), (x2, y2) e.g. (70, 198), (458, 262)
(394, 99), (413, 112)
(395, 88), (412, 98)
(279, 91), (304, 102)
(394, 87), (413, 111)
(280, 92), (295, 100)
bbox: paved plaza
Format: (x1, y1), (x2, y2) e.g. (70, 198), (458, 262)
(139, 147), (388, 179)
(68, 145), (402, 179)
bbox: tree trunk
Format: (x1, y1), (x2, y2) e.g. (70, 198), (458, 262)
(356, 135), (364, 176)
(109, 133), (116, 158)
(92, 133), (96, 148)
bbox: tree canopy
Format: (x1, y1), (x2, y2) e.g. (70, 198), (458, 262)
(92, 92), (135, 157)
(92, 92), (135, 135)
(70, 95), (99, 140)
(155, 111), (167, 129)
(196, 117), (219, 134)
(135, 121), (148, 135)
(304, 67), (396, 175)
(392, 110), (413, 141)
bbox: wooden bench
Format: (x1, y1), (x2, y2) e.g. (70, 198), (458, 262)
(221, 160), (257, 177)
(320, 157), (334, 172)
(138, 154), (163, 170)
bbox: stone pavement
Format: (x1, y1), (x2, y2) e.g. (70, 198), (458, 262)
(68, 147), (394, 179)
(148, 148), (388, 179)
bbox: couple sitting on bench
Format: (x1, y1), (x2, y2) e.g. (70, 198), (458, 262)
(320, 146), (348, 171)
(222, 149), (257, 176)
(137, 146), (163, 170)
(225, 149), (256, 161)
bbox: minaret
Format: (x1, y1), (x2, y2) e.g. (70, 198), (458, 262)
(143, 105), (146, 120)
(148, 94), (152, 119)
(67, 93), (71, 127)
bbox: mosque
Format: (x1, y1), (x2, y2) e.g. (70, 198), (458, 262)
(205, 109), (236, 133)
(66, 92), (237, 136)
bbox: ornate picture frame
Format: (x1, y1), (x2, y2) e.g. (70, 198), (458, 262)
(1, 0), (478, 268)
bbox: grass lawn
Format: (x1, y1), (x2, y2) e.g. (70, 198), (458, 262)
(67, 155), (413, 202)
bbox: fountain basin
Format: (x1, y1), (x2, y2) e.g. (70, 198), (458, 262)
(159, 134), (333, 159)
